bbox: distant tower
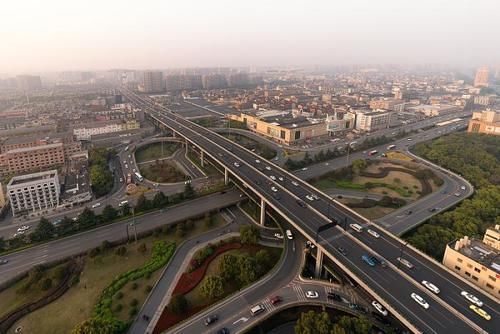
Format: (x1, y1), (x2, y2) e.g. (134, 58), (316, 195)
(474, 67), (489, 87)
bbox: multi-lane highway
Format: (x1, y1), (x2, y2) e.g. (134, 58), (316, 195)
(0, 190), (242, 285)
(123, 89), (498, 334)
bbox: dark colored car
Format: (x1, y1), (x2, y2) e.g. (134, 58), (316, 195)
(216, 328), (229, 334)
(337, 247), (347, 256)
(0, 259), (8, 265)
(204, 315), (218, 326)
(270, 296), (282, 305)
(296, 199), (307, 208)
(327, 292), (342, 302)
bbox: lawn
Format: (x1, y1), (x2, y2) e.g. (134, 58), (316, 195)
(0, 263), (68, 319)
(386, 151), (413, 161)
(139, 160), (188, 183)
(338, 198), (396, 220)
(6, 214), (225, 334)
(222, 133), (277, 159)
(135, 142), (180, 163)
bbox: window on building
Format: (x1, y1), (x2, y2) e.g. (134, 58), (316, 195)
(474, 268), (481, 273)
(454, 266), (461, 271)
(489, 275), (496, 282)
(466, 263), (473, 268)
(486, 283), (494, 289)
(294, 131), (301, 140)
(465, 271), (471, 277)
(472, 275), (478, 281)
(457, 258), (463, 263)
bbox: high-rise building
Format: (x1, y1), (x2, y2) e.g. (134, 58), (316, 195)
(474, 67), (489, 87)
(16, 75), (42, 91)
(141, 71), (164, 93)
(7, 170), (60, 217)
(354, 110), (392, 132)
(202, 74), (227, 89)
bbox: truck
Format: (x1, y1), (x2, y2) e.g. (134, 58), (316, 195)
(134, 172), (144, 182)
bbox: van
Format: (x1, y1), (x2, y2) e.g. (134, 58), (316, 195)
(350, 224), (363, 232)
(286, 230), (293, 240)
(250, 304), (265, 316)
(119, 200), (128, 207)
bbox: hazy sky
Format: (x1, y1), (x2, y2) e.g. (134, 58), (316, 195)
(1, 0), (498, 73)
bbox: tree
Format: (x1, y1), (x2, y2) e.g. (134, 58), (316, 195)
(78, 208), (97, 228)
(40, 278), (53, 291)
(352, 159), (367, 175)
(152, 191), (168, 208)
(135, 194), (150, 212)
(237, 255), (257, 286)
(121, 203), (131, 216)
(239, 225), (260, 244)
(175, 223), (186, 238)
(200, 275), (225, 299)
(168, 294), (188, 314)
(32, 217), (55, 241)
(255, 249), (271, 274)
(71, 318), (119, 334)
(0, 237), (5, 251)
(183, 182), (195, 199)
(336, 315), (372, 334)
(137, 243), (147, 253)
(218, 253), (239, 281)
(101, 205), (118, 222)
(294, 310), (332, 334)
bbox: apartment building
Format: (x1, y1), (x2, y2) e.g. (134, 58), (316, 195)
(443, 234), (500, 298)
(141, 71), (164, 93)
(474, 67), (489, 87)
(467, 109), (500, 136)
(354, 110), (391, 132)
(73, 120), (140, 140)
(369, 98), (405, 112)
(7, 170), (60, 217)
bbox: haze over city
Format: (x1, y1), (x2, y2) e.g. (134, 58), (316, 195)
(1, 0), (499, 73)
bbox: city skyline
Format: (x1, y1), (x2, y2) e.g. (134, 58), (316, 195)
(1, 0), (499, 73)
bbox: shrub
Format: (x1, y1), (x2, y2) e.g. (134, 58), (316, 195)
(129, 307), (138, 317)
(69, 275), (80, 287)
(153, 227), (162, 237)
(114, 304), (123, 312)
(131, 282), (139, 290)
(185, 219), (194, 230)
(162, 225), (171, 235)
(145, 285), (153, 293)
(89, 247), (100, 258)
(100, 240), (112, 252)
(53, 265), (68, 281)
(138, 243), (147, 253)
(115, 246), (127, 256)
(40, 278), (53, 291)
(115, 291), (124, 300)
(130, 298), (139, 307)
(169, 294), (188, 314)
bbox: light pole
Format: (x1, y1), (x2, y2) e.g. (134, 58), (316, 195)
(397, 241), (407, 269)
(346, 142), (352, 166)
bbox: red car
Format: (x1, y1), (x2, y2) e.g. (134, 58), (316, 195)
(270, 296), (282, 305)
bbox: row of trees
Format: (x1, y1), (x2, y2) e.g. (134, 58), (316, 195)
(2, 183), (196, 252)
(406, 133), (500, 259)
(295, 311), (373, 334)
(89, 148), (116, 197)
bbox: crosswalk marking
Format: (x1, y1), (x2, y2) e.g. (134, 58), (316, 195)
(293, 284), (307, 301)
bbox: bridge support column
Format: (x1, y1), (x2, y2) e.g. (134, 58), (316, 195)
(224, 168), (229, 185)
(315, 248), (324, 278)
(260, 198), (266, 225)
(200, 150), (205, 167)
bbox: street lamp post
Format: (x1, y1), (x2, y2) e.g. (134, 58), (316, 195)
(397, 241), (407, 269)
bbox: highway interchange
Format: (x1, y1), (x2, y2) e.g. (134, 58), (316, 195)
(123, 89), (498, 334)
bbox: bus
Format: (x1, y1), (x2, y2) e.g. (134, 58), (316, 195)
(134, 172), (144, 182)
(387, 144), (396, 150)
(368, 150), (378, 156)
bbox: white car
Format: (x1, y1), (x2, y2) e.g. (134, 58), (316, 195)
(411, 293), (429, 309)
(271, 186), (278, 192)
(278, 177), (284, 182)
(17, 225), (30, 232)
(371, 301), (388, 316)
(286, 229), (293, 240)
(301, 167), (308, 171)
(367, 229), (380, 238)
(255, 159), (261, 163)
(407, 138), (412, 141)
(306, 195), (315, 201)
(234, 162), (241, 168)
(274, 233), (284, 239)
(306, 240), (315, 249)
(421, 280), (440, 294)
(265, 166), (272, 171)
(461, 291), (483, 307)
(460, 186), (466, 190)
(306, 291), (319, 299)
(454, 192), (461, 197)
(270, 175), (276, 181)
(91, 203), (101, 209)
(291, 181), (299, 186)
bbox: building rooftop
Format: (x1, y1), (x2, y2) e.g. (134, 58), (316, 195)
(8, 170), (58, 187)
(452, 238), (500, 274)
(6, 142), (63, 154)
(260, 114), (320, 129)
(2, 132), (72, 146)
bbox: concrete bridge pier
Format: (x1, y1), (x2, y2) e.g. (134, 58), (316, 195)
(200, 150), (205, 167)
(315, 248), (324, 278)
(260, 198), (266, 225)
(224, 168), (229, 185)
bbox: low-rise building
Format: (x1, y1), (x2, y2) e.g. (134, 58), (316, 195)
(7, 170), (60, 217)
(483, 225), (500, 251)
(407, 104), (459, 117)
(73, 120), (140, 140)
(354, 110), (391, 132)
(467, 109), (500, 136)
(230, 110), (327, 145)
(369, 98), (405, 112)
(443, 233), (500, 298)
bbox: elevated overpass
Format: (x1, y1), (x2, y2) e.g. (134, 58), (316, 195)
(122, 89), (498, 334)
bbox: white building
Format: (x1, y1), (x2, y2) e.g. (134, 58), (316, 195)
(7, 170), (60, 217)
(355, 110), (391, 132)
(73, 120), (140, 140)
(325, 113), (355, 134)
(408, 104), (459, 117)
